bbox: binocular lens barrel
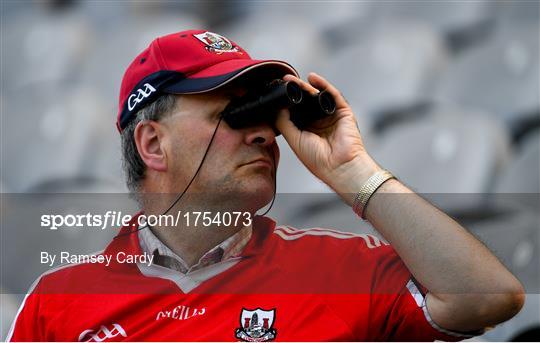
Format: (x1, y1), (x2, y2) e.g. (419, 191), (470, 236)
(221, 80), (336, 132)
(222, 81), (302, 129)
(256, 80), (303, 110)
(318, 91), (336, 115)
(288, 89), (337, 130)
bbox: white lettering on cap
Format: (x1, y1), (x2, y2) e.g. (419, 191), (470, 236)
(127, 83), (157, 111)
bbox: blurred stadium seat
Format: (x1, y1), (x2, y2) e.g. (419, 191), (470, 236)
(495, 129), (540, 195)
(371, 0), (493, 34)
(322, 20), (449, 130)
(2, 8), (95, 90)
(0, 181), (8, 193)
(238, 1), (373, 34)
(222, 12), (328, 77)
(369, 106), (511, 211)
(492, 0), (540, 23)
(489, 129), (540, 215)
(1, 84), (111, 192)
(434, 22), (540, 124)
(371, 0), (496, 54)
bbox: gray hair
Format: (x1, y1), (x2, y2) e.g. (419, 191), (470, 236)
(120, 94), (178, 197)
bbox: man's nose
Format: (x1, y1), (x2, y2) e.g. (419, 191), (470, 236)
(243, 123), (276, 147)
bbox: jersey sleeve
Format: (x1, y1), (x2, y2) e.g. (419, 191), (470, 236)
(367, 246), (482, 341)
(5, 278), (46, 342)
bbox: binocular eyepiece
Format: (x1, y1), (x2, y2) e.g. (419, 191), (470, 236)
(221, 80), (336, 132)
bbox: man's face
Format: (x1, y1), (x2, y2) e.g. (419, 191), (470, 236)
(159, 88), (280, 212)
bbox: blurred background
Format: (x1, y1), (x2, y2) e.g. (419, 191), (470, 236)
(1, 0), (539, 341)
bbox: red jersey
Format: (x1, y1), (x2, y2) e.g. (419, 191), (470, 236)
(7, 215), (474, 341)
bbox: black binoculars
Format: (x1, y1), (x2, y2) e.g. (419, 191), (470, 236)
(221, 80), (336, 132)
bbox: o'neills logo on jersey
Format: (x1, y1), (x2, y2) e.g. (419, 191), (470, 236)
(78, 323), (127, 342)
(193, 31), (241, 54)
(235, 308), (277, 342)
(127, 83), (156, 111)
(156, 305), (206, 321)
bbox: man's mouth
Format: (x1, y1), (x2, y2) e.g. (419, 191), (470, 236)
(240, 158), (273, 169)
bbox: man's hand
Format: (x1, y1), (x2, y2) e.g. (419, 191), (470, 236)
(275, 73), (381, 203)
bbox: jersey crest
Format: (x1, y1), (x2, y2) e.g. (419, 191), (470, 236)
(235, 308), (277, 342)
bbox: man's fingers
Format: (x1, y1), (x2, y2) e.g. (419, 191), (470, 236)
(283, 74), (319, 95)
(306, 72), (349, 109)
(275, 108), (301, 149)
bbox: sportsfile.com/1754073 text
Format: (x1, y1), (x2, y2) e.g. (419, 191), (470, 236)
(40, 211), (253, 230)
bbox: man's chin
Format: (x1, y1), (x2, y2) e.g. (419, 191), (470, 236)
(231, 183), (275, 213)
(204, 174), (275, 212)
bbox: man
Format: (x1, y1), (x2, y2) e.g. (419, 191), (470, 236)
(8, 30), (524, 341)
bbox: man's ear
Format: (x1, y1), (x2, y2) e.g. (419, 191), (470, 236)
(133, 121), (168, 172)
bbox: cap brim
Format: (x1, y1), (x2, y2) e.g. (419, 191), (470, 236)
(162, 59), (299, 94)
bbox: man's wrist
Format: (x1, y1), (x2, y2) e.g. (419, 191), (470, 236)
(352, 170), (396, 218)
(329, 154), (383, 206)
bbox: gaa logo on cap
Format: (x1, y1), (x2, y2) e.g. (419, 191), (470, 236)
(194, 31), (241, 54)
(128, 83), (157, 111)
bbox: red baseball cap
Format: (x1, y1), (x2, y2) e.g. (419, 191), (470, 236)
(117, 29), (298, 132)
